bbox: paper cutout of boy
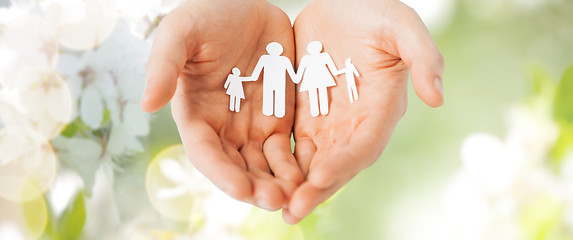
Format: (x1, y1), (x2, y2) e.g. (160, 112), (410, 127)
(336, 58), (360, 103)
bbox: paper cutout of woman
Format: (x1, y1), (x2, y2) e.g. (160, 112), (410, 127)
(295, 41), (339, 117)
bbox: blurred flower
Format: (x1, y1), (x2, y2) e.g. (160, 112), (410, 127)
(0, 6), (58, 69)
(113, 212), (193, 240)
(0, 222), (25, 240)
(47, 169), (84, 218)
(53, 18), (151, 194)
(460, 133), (520, 196)
(114, 0), (184, 39)
(144, 143), (302, 240)
(57, 19), (150, 133)
(0, 4), (72, 139)
(0, 126), (57, 202)
(83, 164), (121, 239)
(156, 157), (212, 199)
(401, 0), (456, 34)
(0, 182), (49, 240)
(0, 4), (73, 223)
(51, 137), (107, 196)
(146, 145), (253, 239)
(40, 0), (118, 51)
(240, 209), (304, 240)
(0, 86), (25, 132)
(0, 67), (72, 139)
(443, 94), (571, 239)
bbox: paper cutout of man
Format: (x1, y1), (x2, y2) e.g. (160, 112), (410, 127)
(251, 42), (297, 118)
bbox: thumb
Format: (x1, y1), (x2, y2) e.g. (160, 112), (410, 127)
(395, 4), (445, 108)
(141, 12), (194, 113)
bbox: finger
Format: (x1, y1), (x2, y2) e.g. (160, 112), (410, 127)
(286, 181), (344, 223)
(307, 118), (396, 189)
(179, 121), (252, 201)
(222, 143), (247, 170)
(263, 134), (303, 185)
(293, 137), (316, 177)
(141, 10), (197, 113)
(282, 209), (301, 225)
(250, 166), (298, 205)
(307, 150), (361, 189)
(240, 142), (271, 173)
(394, 3), (445, 108)
(249, 169), (287, 211)
(274, 178), (298, 204)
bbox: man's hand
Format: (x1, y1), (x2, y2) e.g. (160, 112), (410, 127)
(284, 0), (444, 224)
(141, 0), (302, 211)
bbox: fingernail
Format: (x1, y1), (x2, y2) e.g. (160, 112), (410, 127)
(434, 78), (443, 96)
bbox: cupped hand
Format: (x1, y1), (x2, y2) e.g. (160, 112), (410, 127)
(141, 0), (303, 211)
(283, 0), (445, 223)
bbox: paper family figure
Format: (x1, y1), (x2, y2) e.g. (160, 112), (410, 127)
(224, 41), (359, 117)
(336, 58), (360, 103)
(224, 67), (255, 112)
(251, 42), (297, 118)
(295, 41), (340, 117)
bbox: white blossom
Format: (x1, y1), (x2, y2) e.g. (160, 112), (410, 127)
(55, 18), (151, 161)
(51, 136), (107, 196)
(40, 0), (118, 51)
(48, 169), (85, 218)
(83, 164), (122, 239)
(146, 145), (252, 239)
(0, 5), (72, 139)
(0, 6), (58, 69)
(0, 126), (58, 202)
(443, 100), (568, 238)
(114, 0), (184, 39)
(0, 222), (26, 240)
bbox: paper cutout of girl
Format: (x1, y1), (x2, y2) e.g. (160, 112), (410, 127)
(295, 41), (339, 117)
(224, 67), (255, 112)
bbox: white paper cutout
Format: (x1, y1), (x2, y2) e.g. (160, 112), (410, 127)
(224, 41), (360, 118)
(336, 58), (360, 103)
(250, 42), (297, 118)
(224, 67), (254, 113)
(294, 41), (339, 117)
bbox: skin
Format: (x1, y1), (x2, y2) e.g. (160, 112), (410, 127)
(283, 0), (444, 224)
(141, 0), (444, 224)
(140, 0), (303, 211)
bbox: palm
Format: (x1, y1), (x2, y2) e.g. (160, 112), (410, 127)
(143, 0), (302, 210)
(284, 0), (444, 223)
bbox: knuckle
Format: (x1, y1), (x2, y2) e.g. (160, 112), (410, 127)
(225, 182), (251, 201)
(285, 169), (304, 185)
